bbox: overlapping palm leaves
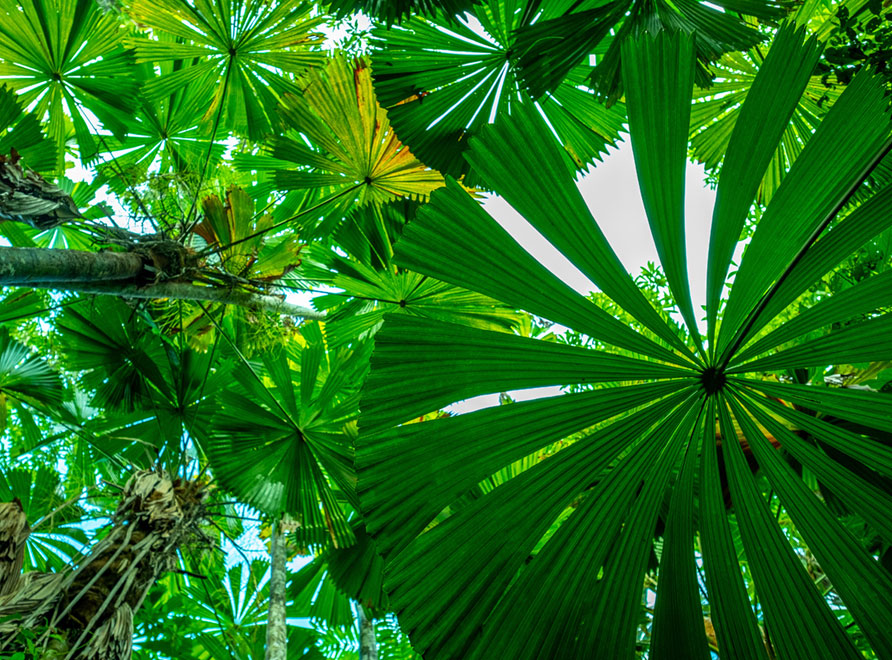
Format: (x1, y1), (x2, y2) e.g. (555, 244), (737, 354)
(0, 0), (138, 167)
(126, 0), (325, 140)
(513, 0), (792, 102)
(690, 43), (844, 204)
(0, 327), (64, 428)
(369, 0), (627, 181)
(92, 60), (227, 186)
(136, 552), (324, 659)
(357, 24), (892, 659)
(327, 0), (480, 24)
(53, 297), (226, 476)
(236, 57), (445, 217)
(0, 85), (56, 172)
(201, 323), (368, 549)
(303, 203), (520, 347)
(0, 466), (89, 572)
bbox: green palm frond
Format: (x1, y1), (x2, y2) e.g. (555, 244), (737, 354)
(514, 0), (793, 103)
(0, 466), (89, 572)
(357, 26), (892, 659)
(92, 60), (226, 185)
(0, 85), (56, 173)
(304, 203), (520, 347)
(56, 298), (170, 412)
(125, 0), (325, 140)
(369, 0), (627, 182)
(202, 323), (367, 548)
(690, 45), (845, 205)
(0, 327), (64, 425)
(327, 0), (480, 24)
(0, 0), (139, 169)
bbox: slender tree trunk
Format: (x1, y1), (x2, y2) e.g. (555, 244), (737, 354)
(265, 518), (288, 660)
(358, 603), (377, 660)
(0, 246), (324, 319)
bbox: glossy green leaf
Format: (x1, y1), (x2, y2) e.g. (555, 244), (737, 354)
(718, 395), (861, 660)
(698, 399), (769, 660)
(729, 394), (892, 658)
(734, 270), (892, 365)
(397, 178), (692, 365)
(360, 380), (688, 557)
(737, 390), (892, 542)
(738, 181), (892, 346)
(127, 0), (324, 139)
(466, 103), (699, 361)
(650, 411), (710, 660)
(718, 70), (892, 357)
(373, 391), (694, 658)
(621, 31), (701, 346)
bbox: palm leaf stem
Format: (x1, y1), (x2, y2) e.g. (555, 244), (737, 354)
(197, 183), (364, 258)
(182, 56), (234, 238)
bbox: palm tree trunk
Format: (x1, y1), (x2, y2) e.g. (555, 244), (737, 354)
(0, 470), (211, 659)
(0, 246), (143, 282)
(265, 517), (288, 660)
(358, 604), (377, 660)
(0, 246), (324, 319)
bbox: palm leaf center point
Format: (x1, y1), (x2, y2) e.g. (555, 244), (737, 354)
(698, 364), (727, 396)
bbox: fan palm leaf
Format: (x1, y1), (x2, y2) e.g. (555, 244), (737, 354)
(201, 323), (367, 548)
(236, 57), (446, 213)
(514, 0), (792, 103)
(126, 0), (325, 140)
(303, 203), (520, 347)
(0, 0), (139, 168)
(368, 0), (627, 182)
(357, 25), (892, 659)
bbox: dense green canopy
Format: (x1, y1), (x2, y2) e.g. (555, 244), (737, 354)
(0, 0), (891, 658)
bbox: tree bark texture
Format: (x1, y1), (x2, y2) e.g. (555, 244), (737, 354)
(358, 604), (378, 660)
(265, 518), (288, 660)
(0, 471), (212, 659)
(0, 246), (143, 282)
(0, 246), (324, 319)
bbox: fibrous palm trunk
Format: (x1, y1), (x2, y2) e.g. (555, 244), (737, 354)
(0, 470), (212, 659)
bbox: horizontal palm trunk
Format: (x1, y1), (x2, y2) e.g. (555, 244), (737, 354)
(0, 246), (143, 282)
(0, 246), (324, 319)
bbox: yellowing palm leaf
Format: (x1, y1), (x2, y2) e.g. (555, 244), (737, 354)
(239, 57), (444, 209)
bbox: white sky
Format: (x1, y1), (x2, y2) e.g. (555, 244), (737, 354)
(451, 139), (718, 413)
(483, 137), (717, 315)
